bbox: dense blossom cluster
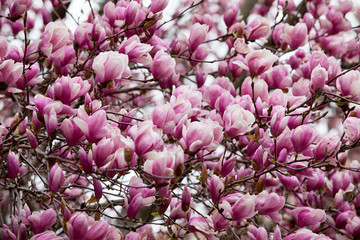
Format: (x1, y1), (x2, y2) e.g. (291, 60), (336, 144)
(1, 0), (360, 239)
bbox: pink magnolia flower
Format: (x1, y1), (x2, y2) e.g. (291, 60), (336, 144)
(336, 70), (360, 100)
(270, 109), (289, 136)
(344, 117), (360, 144)
(223, 104), (255, 138)
(152, 103), (176, 134)
(188, 23), (208, 51)
(150, 0), (169, 13)
(85, 220), (110, 240)
(0, 37), (10, 59)
(281, 22), (308, 49)
(26, 129), (38, 148)
(40, 21), (70, 58)
(283, 229), (332, 240)
(182, 121), (214, 153)
(208, 175), (225, 204)
(118, 35), (153, 64)
(44, 108), (58, 136)
(66, 212), (89, 240)
(290, 207), (326, 227)
(245, 17), (271, 41)
(310, 65), (328, 92)
(276, 173), (300, 191)
(73, 109), (108, 143)
(291, 124), (317, 153)
(7, 150), (19, 179)
(28, 209), (56, 234)
(9, 0), (32, 19)
(248, 225), (268, 240)
(30, 231), (63, 240)
(313, 135), (341, 161)
(256, 191), (285, 223)
(129, 120), (163, 156)
(232, 193), (257, 220)
(234, 50), (278, 76)
(93, 178), (102, 199)
(181, 186), (191, 212)
(91, 137), (116, 167)
(150, 49), (176, 80)
(49, 76), (91, 105)
(124, 177), (156, 219)
(92, 51), (131, 85)
(60, 118), (84, 146)
(143, 150), (175, 184)
(49, 163), (65, 193)
(0, 60), (23, 90)
(241, 77), (269, 101)
(212, 201), (232, 231)
(188, 217), (217, 240)
(224, 4), (238, 27)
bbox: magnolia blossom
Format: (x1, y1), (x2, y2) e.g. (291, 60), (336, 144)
(40, 21), (70, 58)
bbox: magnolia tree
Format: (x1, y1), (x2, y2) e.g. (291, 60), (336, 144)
(1, 0), (360, 239)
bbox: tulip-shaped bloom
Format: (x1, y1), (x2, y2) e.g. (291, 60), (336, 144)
(93, 178), (102, 199)
(344, 117), (360, 144)
(152, 103), (176, 134)
(232, 193), (257, 220)
(263, 65), (292, 89)
(248, 226), (268, 240)
(188, 23), (208, 51)
(182, 121), (214, 153)
(310, 65), (328, 93)
(150, 50), (176, 80)
(118, 35), (153, 64)
(309, 51), (329, 72)
(44, 108), (58, 137)
(91, 137), (116, 167)
(276, 173), (300, 191)
(290, 207), (326, 227)
(85, 220), (110, 240)
(291, 124), (316, 153)
(208, 175), (225, 204)
(30, 231), (63, 240)
(9, 0), (32, 19)
(51, 76), (91, 105)
(280, 22), (308, 49)
(223, 104), (255, 138)
(49, 163), (65, 193)
(270, 109), (289, 136)
(181, 186), (191, 212)
(26, 129), (38, 148)
(150, 0), (169, 13)
(7, 150), (19, 179)
(28, 209), (56, 234)
(224, 4), (238, 27)
(79, 147), (93, 174)
(256, 191), (285, 223)
(124, 177), (156, 219)
(125, 1), (140, 25)
(241, 77), (269, 101)
(61, 118), (84, 146)
(74, 109), (108, 143)
(245, 17), (271, 41)
(92, 51), (130, 85)
(313, 135), (341, 161)
(66, 212), (89, 240)
(283, 229), (332, 240)
(0, 37), (10, 59)
(216, 156), (237, 177)
(234, 50), (278, 76)
(212, 201), (232, 231)
(327, 171), (352, 196)
(188, 217), (217, 240)
(143, 151), (174, 184)
(40, 21), (70, 58)
(0, 60), (23, 89)
(336, 70), (360, 100)
(74, 23), (93, 50)
(129, 120), (163, 156)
